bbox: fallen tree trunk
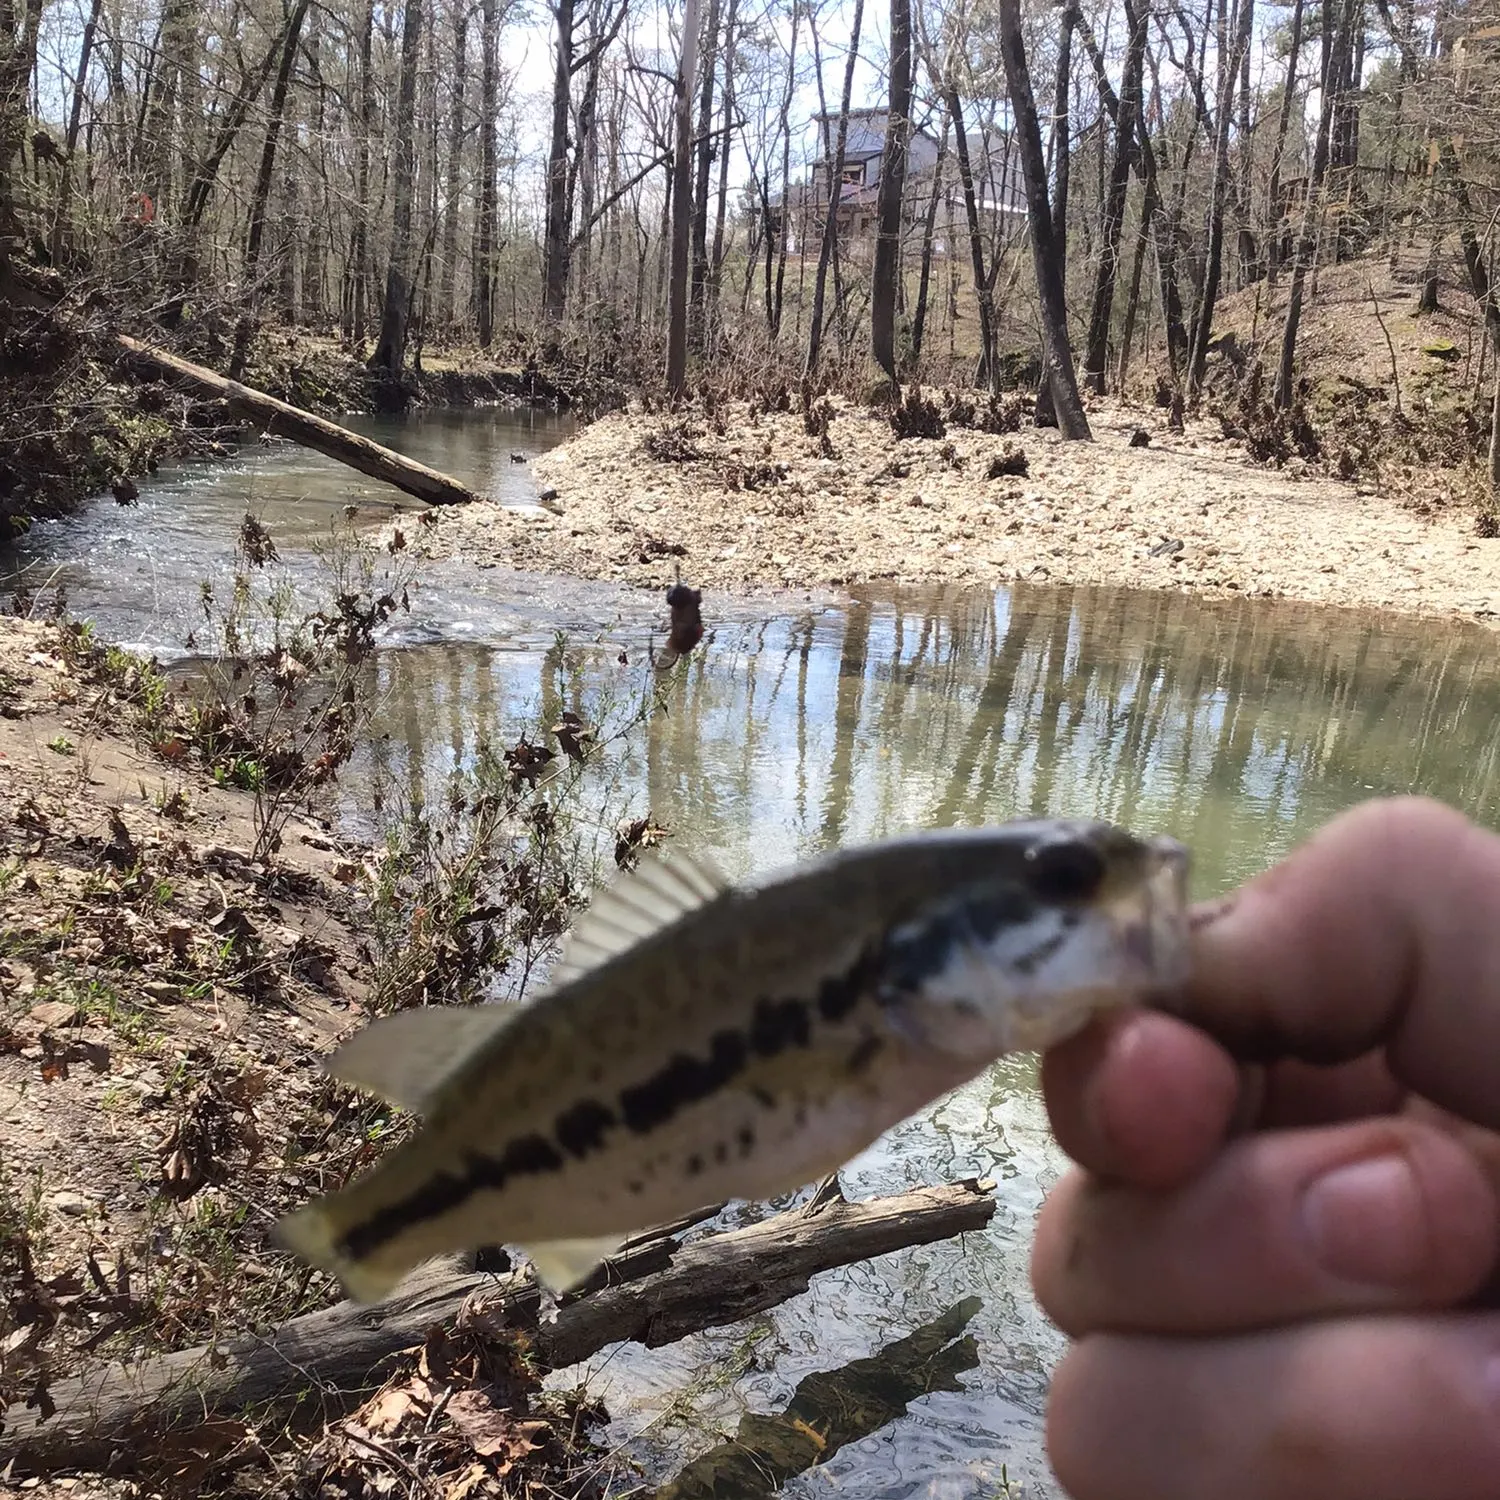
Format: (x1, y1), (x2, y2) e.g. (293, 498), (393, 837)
(116, 335), (480, 508)
(0, 1178), (996, 1475)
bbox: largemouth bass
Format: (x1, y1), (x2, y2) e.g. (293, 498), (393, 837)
(279, 819), (1190, 1302)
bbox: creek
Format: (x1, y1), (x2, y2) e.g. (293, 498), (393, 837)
(6, 406), (1500, 1498)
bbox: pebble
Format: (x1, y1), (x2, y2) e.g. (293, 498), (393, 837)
(49, 1190), (96, 1216)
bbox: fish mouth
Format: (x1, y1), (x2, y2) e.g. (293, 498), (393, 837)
(1113, 834), (1193, 993)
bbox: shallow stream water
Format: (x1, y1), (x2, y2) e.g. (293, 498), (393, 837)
(6, 408), (1500, 1498)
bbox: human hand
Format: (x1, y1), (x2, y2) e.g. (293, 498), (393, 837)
(1031, 796), (1500, 1500)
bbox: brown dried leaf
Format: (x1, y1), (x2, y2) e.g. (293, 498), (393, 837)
(549, 711), (595, 764)
(443, 1462), (494, 1500)
(445, 1390), (547, 1466)
(359, 1385), (425, 1437)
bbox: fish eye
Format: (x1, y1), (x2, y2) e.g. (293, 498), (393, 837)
(1026, 838), (1107, 903)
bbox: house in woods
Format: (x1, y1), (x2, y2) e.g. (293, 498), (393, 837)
(759, 108), (1028, 255)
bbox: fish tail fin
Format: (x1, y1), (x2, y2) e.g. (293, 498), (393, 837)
(276, 1193), (406, 1305)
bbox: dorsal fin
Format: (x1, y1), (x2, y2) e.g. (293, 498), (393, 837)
(325, 1004), (518, 1111)
(546, 851), (729, 989)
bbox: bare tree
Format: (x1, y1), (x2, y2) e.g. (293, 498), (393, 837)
(806, 0), (866, 378)
(871, 0), (912, 389)
(370, 0), (426, 376)
(667, 0), (702, 397)
(1081, 0), (1147, 393)
(230, 0), (313, 378)
(997, 0), (1090, 438)
(1276, 0), (1355, 406)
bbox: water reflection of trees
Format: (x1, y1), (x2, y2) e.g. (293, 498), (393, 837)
(647, 582), (1500, 889)
(345, 583), (1500, 892)
(644, 1297), (983, 1500)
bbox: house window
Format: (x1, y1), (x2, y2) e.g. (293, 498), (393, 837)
(842, 163), (863, 185)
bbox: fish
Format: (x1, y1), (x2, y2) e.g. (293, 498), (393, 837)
(277, 819), (1191, 1303)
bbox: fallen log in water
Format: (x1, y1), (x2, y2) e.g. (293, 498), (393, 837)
(0, 1177), (997, 1475)
(115, 335), (481, 508)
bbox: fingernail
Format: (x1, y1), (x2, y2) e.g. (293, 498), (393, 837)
(1301, 1152), (1430, 1288)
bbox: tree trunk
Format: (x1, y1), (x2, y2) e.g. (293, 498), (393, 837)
(0, 1181), (997, 1477)
(1490, 361), (1500, 493)
(706, 0), (741, 347)
(0, 0), (42, 277)
(1439, 139), (1500, 361)
(369, 0), (424, 376)
(228, 0), (312, 380)
(805, 0), (865, 378)
(1050, 2), (1076, 264)
(541, 0), (575, 328)
(350, 0), (376, 342)
(1187, 0), (1251, 395)
(1265, 0), (1305, 284)
(1276, 0), (1351, 407)
(1117, 178), (1156, 389)
(1081, 0), (1147, 393)
(47, 0), (102, 265)
(1233, 0), (1257, 284)
(997, 0), (1090, 438)
(909, 119), (948, 364)
(666, 0), (702, 397)
(870, 0), (912, 389)
(688, 0), (724, 348)
(475, 0), (500, 346)
(438, 2), (469, 334)
(120, 336), (480, 505)
(943, 82), (1000, 392)
(770, 0), (798, 339)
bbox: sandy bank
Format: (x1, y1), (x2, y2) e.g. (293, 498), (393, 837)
(421, 396), (1500, 625)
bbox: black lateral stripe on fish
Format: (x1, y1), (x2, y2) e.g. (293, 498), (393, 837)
(277, 820), (1192, 1304)
(338, 989), (832, 1263)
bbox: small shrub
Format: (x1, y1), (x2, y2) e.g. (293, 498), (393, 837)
(801, 386), (836, 457)
(890, 384), (946, 440)
(642, 420), (704, 463)
(986, 444), (1029, 479)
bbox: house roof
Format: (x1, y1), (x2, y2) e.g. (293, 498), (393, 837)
(811, 107), (944, 153)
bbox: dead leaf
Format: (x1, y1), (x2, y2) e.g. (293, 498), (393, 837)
(549, 711), (595, 764)
(503, 738), (555, 790)
(445, 1389), (547, 1466)
(614, 815), (671, 870)
(360, 1385), (425, 1437)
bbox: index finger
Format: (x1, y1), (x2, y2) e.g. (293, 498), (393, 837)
(1169, 796), (1500, 1132)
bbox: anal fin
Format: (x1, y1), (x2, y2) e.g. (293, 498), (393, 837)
(520, 1234), (627, 1292)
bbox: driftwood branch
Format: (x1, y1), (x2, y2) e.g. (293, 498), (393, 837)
(115, 335), (481, 508)
(0, 1178), (996, 1475)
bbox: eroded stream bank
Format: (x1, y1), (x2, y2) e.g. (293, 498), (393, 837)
(7, 404), (1500, 1499)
